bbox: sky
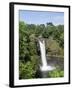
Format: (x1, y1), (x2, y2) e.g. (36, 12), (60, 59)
(19, 10), (64, 25)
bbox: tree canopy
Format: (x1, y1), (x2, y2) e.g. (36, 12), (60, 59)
(19, 21), (64, 79)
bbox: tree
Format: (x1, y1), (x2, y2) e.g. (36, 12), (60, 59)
(53, 25), (64, 48)
(19, 21), (64, 79)
(46, 22), (54, 26)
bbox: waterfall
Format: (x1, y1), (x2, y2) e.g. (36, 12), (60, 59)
(39, 39), (55, 72)
(39, 39), (47, 66)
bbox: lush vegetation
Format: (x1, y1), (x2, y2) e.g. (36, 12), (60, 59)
(48, 66), (64, 78)
(19, 21), (64, 79)
(48, 69), (64, 78)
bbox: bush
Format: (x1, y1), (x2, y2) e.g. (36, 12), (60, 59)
(48, 69), (64, 78)
(19, 61), (36, 79)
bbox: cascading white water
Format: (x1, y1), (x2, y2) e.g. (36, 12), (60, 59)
(39, 39), (47, 66)
(39, 39), (55, 71)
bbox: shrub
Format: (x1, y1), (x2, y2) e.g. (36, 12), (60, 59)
(48, 69), (64, 78)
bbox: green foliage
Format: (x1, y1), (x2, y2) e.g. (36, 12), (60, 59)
(48, 68), (64, 78)
(46, 37), (64, 56)
(53, 25), (64, 48)
(19, 61), (36, 79)
(46, 22), (54, 26)
(19, 21), (64, 79)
